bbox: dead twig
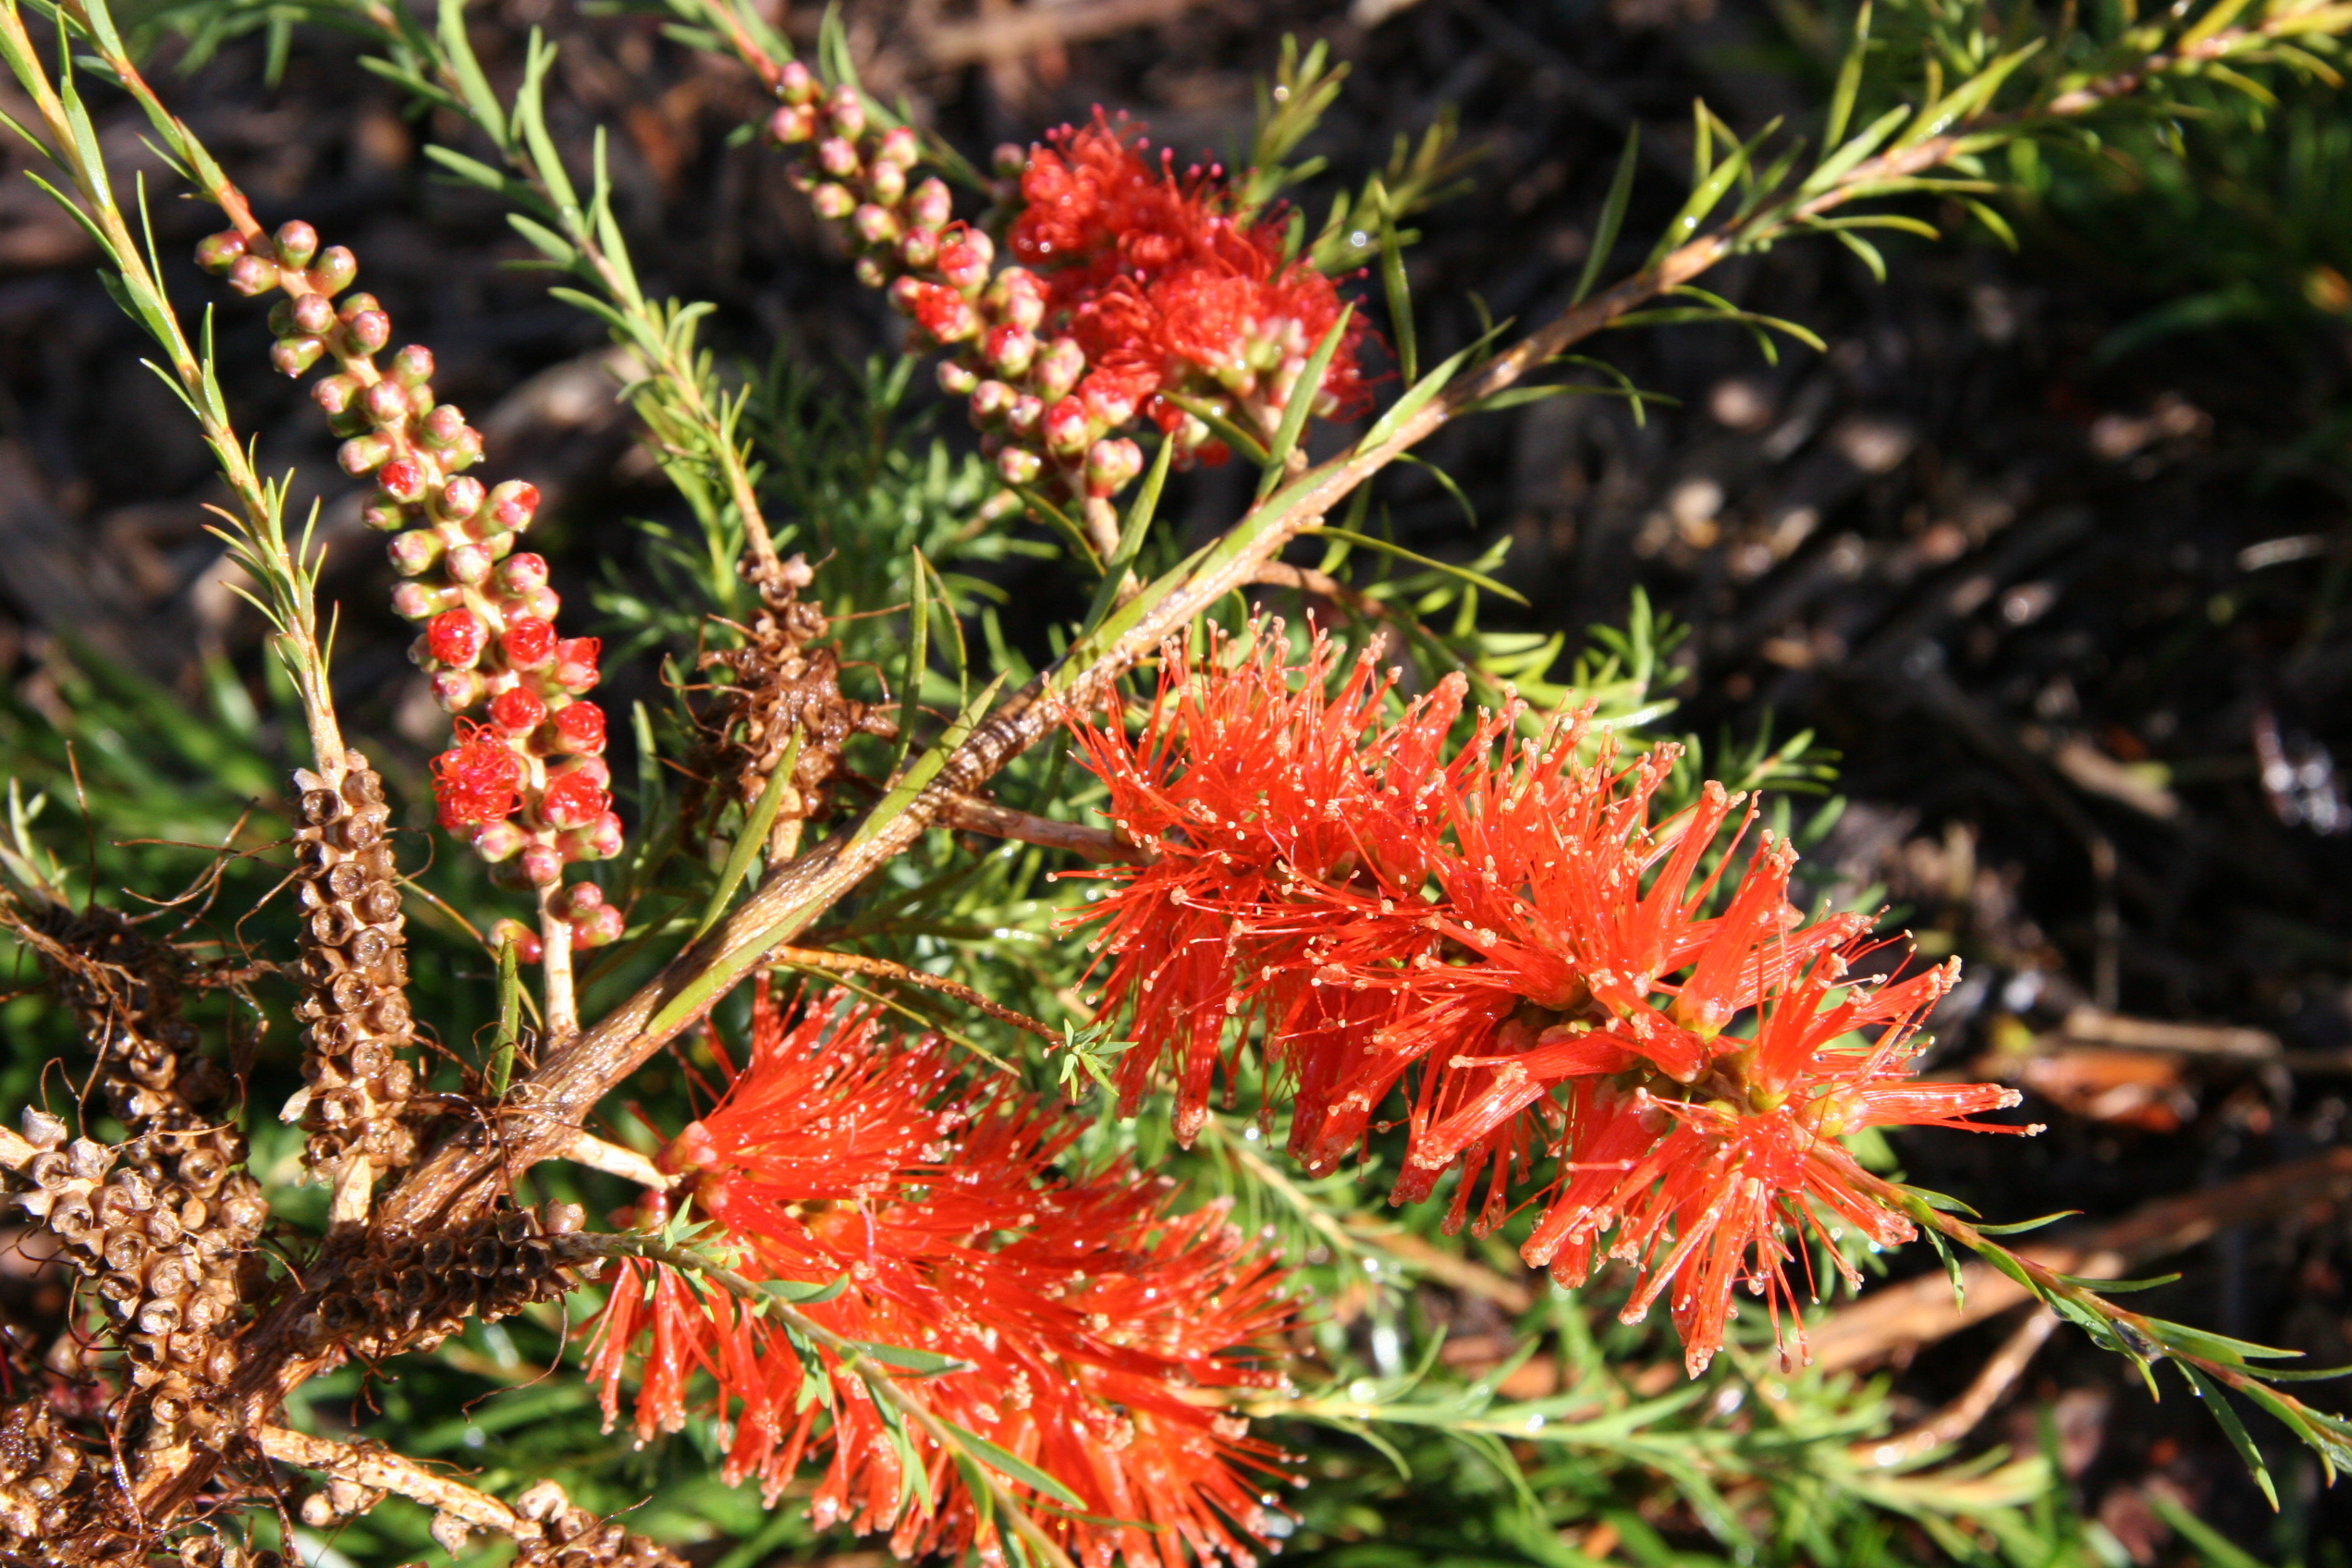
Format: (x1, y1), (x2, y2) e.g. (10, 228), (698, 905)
(938, 791), (1151, 863)
(768, 946), (1060, 1044)
(258, 1426), (532, 1538)
(1851, 1307), (2060, 1467)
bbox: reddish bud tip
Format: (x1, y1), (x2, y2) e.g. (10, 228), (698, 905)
(226, 254), (281, 297)
(768, 103), (818, 144)
(377, 458), (428, 502)
(909, 177), (953, 232)
(344, 310), (392, 355)
(553, 700), (608, 754)
(937, 359), (979, 397)
(541, 769), (611, 829)
(500, 618), (558, 670)
(991, 142), (1027, 178)
(312, 246), (359, 295)
(273, 220), (320, 271)
(570, 901), (625, 948)
(387, 529), (443, 575)
(496, 551), (550, 594)
(427, 608), (487, 668)
(195, 230), (247, 276)
(996, 445), (1043, 485)
(436, 475), (486, 522)
(271, 337), (326, 377)
(489, 916), (543, 962)
(777, 60), (816, 106)
(552, 636), (602, 695)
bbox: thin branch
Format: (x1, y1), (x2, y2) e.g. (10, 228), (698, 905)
(768, 945), (1060, 1043)
(937, 791), (1152, 863)
(557, 1128), (671, 1190)
(257, 1427), (532, 1538)
(537, 883), (580, 1045)
(1852, 1308), (2059, 1469)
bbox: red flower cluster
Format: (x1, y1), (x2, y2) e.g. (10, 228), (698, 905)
(1062, 627), (2035, 1374)
(766, 78), (1370, 525)
(1011, 116), (1375, 457)
(587, 982), (1295, 1567)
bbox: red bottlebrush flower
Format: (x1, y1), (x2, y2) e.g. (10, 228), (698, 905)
(1008, 114), (1376, 442)
(586, 984), (1294, 1568)
(540, 770), (610, 830)
(501, 616), (557, 669)
(429, 720), (523, 829)
(1064, 625), (2036, 1378)
(490, 686), (546, 734)
(552, 700), (607, 754)
(1062, 624), (1458, 1146)
(425, 607), (486, 668)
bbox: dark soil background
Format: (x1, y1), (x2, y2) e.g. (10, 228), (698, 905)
(4, 0), (2351, 1558)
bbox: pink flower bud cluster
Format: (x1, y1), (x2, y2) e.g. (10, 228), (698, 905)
(765, 67), (1145, 517)
(197, 221), (625, 956)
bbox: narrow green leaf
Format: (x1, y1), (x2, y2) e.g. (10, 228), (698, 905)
(515, 30), (582, 215)
(1303, 525), (1527, 605)
(1801, 104), (1912, 196)
(891, 549), (930, 778)
(1358, 332), (1492, 451)
(1823, 0), (1871, 153)
(1646, 118), (1776, 268)
(760, 1275), (849, 1305)
(851, 672), (1010, 852)
(1971, 1209), (2080, 1236)
(1378, 198), (1416, 386)
(1962, 198), (2018, 251)
(2054, 1271), (2179, 1293)
(937, 1419), (1086, 1508)
(1573, 128), (1639, 307)
(851, 1340), (975, 1377)
(488, 929), (521, 1097)
(1258, 304), (1354, 498)
(1159, 392), (1270, 468)
(692, 729), (801, 941)
(507, 212), (578, 267)
(437, 0), (510, 151)
(1075, 435), (1174, 638)
(1831, 227), (1886, 282)
(2175, 1363), (2278, 1511)
(1011, 485), (1098, 566)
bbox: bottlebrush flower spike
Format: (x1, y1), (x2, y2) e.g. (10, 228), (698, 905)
(195, 220), (623, 957)
(1063, 627), (2034, 1378)
(587, 982), (1295, 1568)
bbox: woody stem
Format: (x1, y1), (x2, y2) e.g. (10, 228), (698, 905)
(537, 883), (579, 1043)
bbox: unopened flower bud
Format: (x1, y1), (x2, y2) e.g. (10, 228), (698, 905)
(904, 283), (978, 344)
(866, 162), (907, 207)
(909, 177), (952, 231)
(435, 475), (486, 522)
(937, 230), (991, 294)
(1044, 396), (1093, 458)
(446, 542), (494, 586)
(286, 292), (335, 337)
(226, 254), (280, 296)
(767, 103), (818, 144)
(825, 85), (864, 138)
(985, 267), (1047, 331)
(992, 142), (1027, 178)
(1036, 337), (1084, 400)
(996, 445), (1043, 485)
(391, 343), (435, 386)
(391, 581), (460, 619)
(490, 481), (543, 531)
(1085, 436), (1144, 497)
(562, 811), (626, 864)
(984, 325), (1036, 378)
(1006, 393), (1044, 437)
(851, 202), (900, 248)
(570, 901), (625, 946)
(517, 841), (564, 888)
(195, 230), (247, 275)
(343, 309), (392, 355)
(312, 374), (361, 416)
(937, 359), (978, 396)
(476, 828), (531, 869)
(431, 667), (486, 712)
(817, 136), (861, 179)
(273, 220), (320, 271)
(496, 551), (550, 593)
(363, 499), (409, 531)
(338, 434), (394, 475)
(898, 226), (940, 272)
(518, 585), (561, 622)
(552, 879), (605, 921)
(387, 529), (443, 575)
(969, 379), (1016, 423)
(271, 337), (325, 376)
(1082, 382), (1138, 428)
(420, 404), (469, 449)
(362, 380), (410, 427)
(312, 246), (359, 295)
(876, 125), (920, 169)
(778, 58), (817, 104)
(811, 182), (856, 221)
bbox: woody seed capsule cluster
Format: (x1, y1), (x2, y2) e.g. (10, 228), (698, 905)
(289, 755), (420, 1179)
(8, 911), (266, 1462)
(299, 1204), (582, 1363)
(195, 220), (624, 954)
(0, 1401), (124, 1565)
(509, 1480), (688, 1568)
